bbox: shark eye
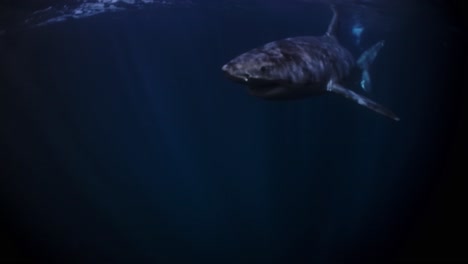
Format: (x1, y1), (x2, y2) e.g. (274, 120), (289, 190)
(260, 66), (269, 72)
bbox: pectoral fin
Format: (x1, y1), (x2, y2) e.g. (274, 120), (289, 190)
(327, 82), (399, 121)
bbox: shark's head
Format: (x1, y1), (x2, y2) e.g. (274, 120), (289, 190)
(222, 40), (325, 100)
(221, 47), (280, 85)
(221, 45), (300, 99)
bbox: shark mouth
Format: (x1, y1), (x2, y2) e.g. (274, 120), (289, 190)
(224, 73), (249, 84)
(223, 72), (278, 87)
(221, 67), (286, 97)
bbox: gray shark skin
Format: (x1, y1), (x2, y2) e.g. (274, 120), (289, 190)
(222, 5), (399, 121)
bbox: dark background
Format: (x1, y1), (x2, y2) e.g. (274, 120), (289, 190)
(1, 1), (467, 263)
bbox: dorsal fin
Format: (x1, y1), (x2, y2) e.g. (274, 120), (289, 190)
(325, 4), (338, 37)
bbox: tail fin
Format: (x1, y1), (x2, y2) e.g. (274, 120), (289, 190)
(327, 81), (399, 121)
(356, 40), (385, 92)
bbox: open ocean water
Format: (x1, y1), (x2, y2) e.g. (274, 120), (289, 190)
(0, 0), (466, 263)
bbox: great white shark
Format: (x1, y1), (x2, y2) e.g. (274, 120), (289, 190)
(221, 5), (399, 121)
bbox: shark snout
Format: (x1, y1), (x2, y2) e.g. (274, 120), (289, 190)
(221, 63), (234, 78)
(222, 63), (250, 83)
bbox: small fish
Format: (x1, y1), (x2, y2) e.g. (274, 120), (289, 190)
(352, 21), (364, 46)
(222, 5), (399, 121)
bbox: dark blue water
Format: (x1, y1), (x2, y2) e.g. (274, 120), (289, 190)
(0, 1), (466, 263)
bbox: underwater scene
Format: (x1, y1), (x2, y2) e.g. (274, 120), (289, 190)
(0, 0), (466, 263)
